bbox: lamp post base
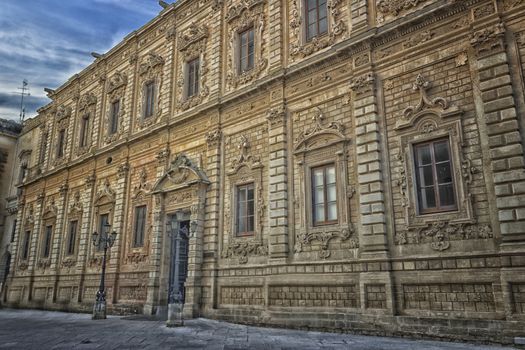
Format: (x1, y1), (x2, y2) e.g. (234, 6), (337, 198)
(166, 302), (184, 327)
(92, 299), (107, 320)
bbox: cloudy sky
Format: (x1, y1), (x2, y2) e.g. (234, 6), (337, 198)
(0, 0), (164, 121)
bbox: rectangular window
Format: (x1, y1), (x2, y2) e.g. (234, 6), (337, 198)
(109, 99), (120, 134)
(57, 129), (66, 158)
(67, 220), (78, 255)
(39, 133), (48, 164)
(133, 205), (147, 248)
(97, 214), (109, 251)
(236, 183), (255, 236)
(312, 164), (338, 225)
(42, 225), (53, 258)
(239, 27), (255, 73)
(144, 82), (155, 118)
(414, 138), (457, 214)
(187, 58), (200, 98)
(22, 231), (31, 260)
(305, 0), (328, 41)
(79, 114), (90, 148)
(10, 220), (17, 243)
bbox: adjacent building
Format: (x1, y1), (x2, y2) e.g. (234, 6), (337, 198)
(2, 0), (525, 344)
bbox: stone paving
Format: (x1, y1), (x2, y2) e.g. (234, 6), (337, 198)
(0, 309), (518, 350)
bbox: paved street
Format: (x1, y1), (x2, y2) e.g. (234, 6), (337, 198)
(0, 309), (517, 350)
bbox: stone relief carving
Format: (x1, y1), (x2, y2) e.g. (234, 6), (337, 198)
(75, 92), (97, 157)
(230, 135), (262, 172)
(294, 227), (358, 259)
(266, 104), (287, 127)
(395, 221), (493, 251)
(177, 23), (210, 110)
(206, 128), (222, 147)
(350, 73), (375, 96)
(95, 178), (115, 204)
(226, 0), (267, 89)
(503, 0), (525, 10)
(133, 168), (151, 198)
(294, 107), (345, 152)
(289, 0), (346, 59)
(376, 0), (427, 23)
(137, 52), (165, 129)
(473, 3), (495, 20)
(221, 240), (268, 264)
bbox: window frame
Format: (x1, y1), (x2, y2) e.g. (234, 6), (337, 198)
(413, 137), (458, 215)
(238, 27), (255, 74)
(235, 183), (256, 237)
(96, 213), (109, 252)
(79, 113), (90, 148)
(304, 0), (328, 42)
(56, 129), (66, 158)
(186, 57), (200, 98)
(21, 230), (31, 260)
(311, 163), (338, 226)
(109, 99), (120, 135)
(66, 220), (78, 256)
(132, 205), (147, 248)
(42, 225), (53, 258)
(143, 82), (155, 119)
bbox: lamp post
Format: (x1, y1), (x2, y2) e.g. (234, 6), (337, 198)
(166, 219), (197, 327)
(92, 222), (117, 320)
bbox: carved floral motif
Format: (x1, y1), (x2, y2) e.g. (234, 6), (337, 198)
(294, 227), (357, 259)
(222, 240), (268, 264)
(470, 23), (506, 56)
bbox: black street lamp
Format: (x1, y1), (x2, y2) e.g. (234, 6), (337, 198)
(92, 222), (117, 320)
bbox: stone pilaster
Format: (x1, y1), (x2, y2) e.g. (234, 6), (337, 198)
(203, 126), (221, 309)
(266, 104), (289, 262)
(50, 183), (69, 303)
(8, 200), (24, 276)
(350, 73), (389, 256)
(351, 0), (369, 34)
(77, 172), (96, 302)
(470, 23), (525, 250)
(268, 0), (283, 72)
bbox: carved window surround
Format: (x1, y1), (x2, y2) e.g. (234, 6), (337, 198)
(75, 92), (97, 157)
(376, 0), (428, 24)
(60, 191), (83, 270)
(36, 199), (58, 271)
(18, 204), (35, 267)
(90, 179), (116, 262)
(222, 135), (267, 264)
(125, 168), (152, 267)
(289, 0), (346, 60)
(293, 106), (356, 259)
(136, 52), (165, 131)
(393, 74), (488, 251)
(177, 23), (210, 111)
(52, 105), (71, 167)
(104, 70), (127, 144)
(225, 0), (267, 89)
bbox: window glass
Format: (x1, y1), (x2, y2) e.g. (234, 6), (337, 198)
(312, 164), (337, 225)
(67, 220), (78, 255)
(133, 205), (147, 247)
(236, 183), (255, 235)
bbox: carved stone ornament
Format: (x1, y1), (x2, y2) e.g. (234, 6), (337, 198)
(290, 0), (346, 59)
(294, 107), (345, 153)
(137, 52), (165, 129)
(59, 183), (69, 197)
(206, 128), (222, 147)
(177, 22), (209, 51)
(117, 162), (130, 179)
(37, 258), (51, 270)
(105, 71), (128, 144)
(69, 191), (83, 214)
(470, 22), (505, 56)
(18, 262), (29, 271)
(126, 252), (148, 265)
(395, 221), (493, 251)
(75, 92), (97, 156)
(78, 92), (97, 111)
(133, 168), (151, 198)
(376, 0), (426, 23)
(95, 178), (115, 204)
(226, 0), (267, 89)
(266, 105), (287, 127)
(55, 105), (72, 121)
(221, 239), (268, 264)
(294, 227), (358, 259)
(230, 135), (262, 173)
(61, 257), (76, 269)
(350, 73), (375, 96)
(156, 147), (170, 164)
(395, 74), (461, 130)
(106, 70), (128, 94)
(24, 204), (35, 228)
(84, 173), (96, 189)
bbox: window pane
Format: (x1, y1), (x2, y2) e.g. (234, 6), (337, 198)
(422, 187), (436, 209)
(319, 3), (327, 19)
(247, 187), (254, 201)
(315, 204), (325, 222)
(308, 0), (316, 10)
(434, 141), (450, 162)
(68, 221), (77, 255)
(327, 202), (337, 221)
(319, 18), (327, 34)
(419, 165), (434, 187)
(417, 145), (432, 165)
(238, 214), (246, 233)
(308, 24), (317, 39)
(247, 216), (254, 232)
(436, 162), (453, 184)
(238, 187), (247, 202)
(315, 187), (325, 204)
(326, 166), (336, 184)
(313, 169), (324, 187)
(439, 184), (456, 207)
(327, 184), (336, 202)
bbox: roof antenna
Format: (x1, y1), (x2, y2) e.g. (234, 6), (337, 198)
(15, 79), (30, 123)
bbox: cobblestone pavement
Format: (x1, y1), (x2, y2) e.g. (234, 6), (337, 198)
(0, 309), (517, 350)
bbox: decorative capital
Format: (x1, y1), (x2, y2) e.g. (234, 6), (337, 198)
(59, 183), (69, 197)
(156, 147), (170, 165)
(117, 162), (130, 179)
(470, 22), (506, 56)
(206, 128), (222, 147)
(350, 73), (375, 96)
(266, 105), (287, 128)
(84, 173), (96, 189)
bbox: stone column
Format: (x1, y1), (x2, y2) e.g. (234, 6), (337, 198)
(350, 73), (389, 257)
(470, 23), (525, 250)
(204, 125), (221, 310)
(266, 104), (289, 262)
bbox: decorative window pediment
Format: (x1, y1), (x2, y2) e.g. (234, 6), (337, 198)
(222, 134), (267, 264)
(152, 154), (210, 193)
(136, 52), (165, 130)
(226, 0), (267, 89)
(177, 23), (210, 111)
(292, 106), (357, 260)
(94, 178), (116, 205)
(289, 0), (346, 60)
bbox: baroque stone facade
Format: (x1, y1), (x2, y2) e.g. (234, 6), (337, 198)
(2, 0), (525, 344)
